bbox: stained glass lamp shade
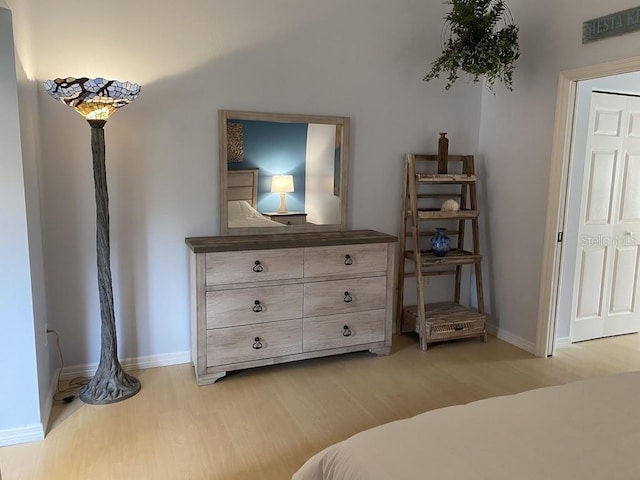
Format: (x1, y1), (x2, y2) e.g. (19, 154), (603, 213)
(44, 77), (140, 120)
(44, 77), (141, 405)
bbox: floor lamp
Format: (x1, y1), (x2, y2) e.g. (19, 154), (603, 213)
(44, 77), (141, 404)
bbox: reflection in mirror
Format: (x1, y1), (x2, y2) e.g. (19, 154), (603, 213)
(219, 110), (349, 235)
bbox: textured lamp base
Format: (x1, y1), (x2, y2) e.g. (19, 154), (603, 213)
(79, 366), (141, 405)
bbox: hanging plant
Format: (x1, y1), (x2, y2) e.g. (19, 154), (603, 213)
(424, 0), (520, 92)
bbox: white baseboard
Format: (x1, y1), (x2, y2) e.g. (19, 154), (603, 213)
(0, 424), (44, 447)
(60, 350), (191, 380)
(554, 336), (573, 348)
(485, 322), (499, 336)
(0, 367), (57, 448)
(486, 322), (536, 354)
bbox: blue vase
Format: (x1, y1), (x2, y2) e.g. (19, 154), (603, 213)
(431, 228), (451, 257)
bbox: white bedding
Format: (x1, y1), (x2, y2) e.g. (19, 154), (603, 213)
(292, 372), (640, 480)
(228, 200), (285, 228)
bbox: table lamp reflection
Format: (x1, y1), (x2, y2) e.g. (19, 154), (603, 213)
(271, 174), (294, 213)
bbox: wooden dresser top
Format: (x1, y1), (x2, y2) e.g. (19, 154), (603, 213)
(186, 230), (397, 253)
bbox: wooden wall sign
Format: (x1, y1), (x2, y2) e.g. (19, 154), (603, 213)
(583, 6), (640, 43)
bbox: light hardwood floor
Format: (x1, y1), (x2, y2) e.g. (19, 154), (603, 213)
(2, 332), (640, 480)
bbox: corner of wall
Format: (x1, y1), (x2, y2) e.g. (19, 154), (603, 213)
(0, 4), (52, 446)
(485, 319), (537, 355)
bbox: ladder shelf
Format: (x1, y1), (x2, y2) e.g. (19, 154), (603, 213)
(396, 145), (487, 351)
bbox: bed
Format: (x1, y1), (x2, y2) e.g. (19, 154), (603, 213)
(292, 371), (640, 479)
(227, 169), (284, 228)
(228, 199), (285, 228)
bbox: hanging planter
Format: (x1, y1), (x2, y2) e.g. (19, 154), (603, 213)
(424, 0), (520, 92)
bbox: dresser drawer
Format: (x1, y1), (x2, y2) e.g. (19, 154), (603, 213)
(303, 309), (386, 351)
(303, 276), (387, 317)
(205, 248), (303, 285)
(304, 243), (388, 277)
(206, 284), (303, 329)
(206, 319), (302, 366)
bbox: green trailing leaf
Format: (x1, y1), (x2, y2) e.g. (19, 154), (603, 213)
(424, 0), (520, 92)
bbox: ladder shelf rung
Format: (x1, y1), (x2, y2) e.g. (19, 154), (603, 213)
(404, 230), (460, 237)
(405, 249), (481, 266)
(415, 193), (463, 198)
(402, 269), (457, 278)
(405, 209), (478, 220)
(416, 209), (478, 220)
(415, 174), (477, 184)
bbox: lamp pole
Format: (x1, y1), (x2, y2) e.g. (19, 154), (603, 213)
(78, 119), (140, 404)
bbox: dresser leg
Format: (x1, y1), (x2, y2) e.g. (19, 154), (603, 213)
(197, 371), (227, 386)
(369, 346), (391, 356)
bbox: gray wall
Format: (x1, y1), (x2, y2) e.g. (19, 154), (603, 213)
(21, 0), (483, 368)
(477, 0), (640, 350)
(0, 6), (47, 442)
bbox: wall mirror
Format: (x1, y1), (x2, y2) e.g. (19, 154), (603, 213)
(219, 110), (350, 235)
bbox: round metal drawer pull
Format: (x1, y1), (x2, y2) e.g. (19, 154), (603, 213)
(252, 260), (264, 273)
(344, 254), (353, 266)
(252, 337), (263, 349)
(342, 325), (352, 336)
(252, 300), (263, 313)
(343, 291), (353, 303)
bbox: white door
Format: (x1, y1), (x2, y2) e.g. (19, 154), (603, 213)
(570, 92), (640, 342)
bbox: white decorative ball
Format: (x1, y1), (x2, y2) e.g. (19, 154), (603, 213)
(441, 199), (460, 212)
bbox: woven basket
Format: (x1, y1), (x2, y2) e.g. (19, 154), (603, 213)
(426, 317), (485, 341)
(404, 302), (486, 343)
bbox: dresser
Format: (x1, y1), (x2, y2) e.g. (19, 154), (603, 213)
(185, 230), (397, 385)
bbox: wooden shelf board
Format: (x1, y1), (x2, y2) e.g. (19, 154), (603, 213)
(404, 302), (485, 323)
(415, 174), (477, 184)
(416, 209), (479, 220)
(405, 249), (481, 266)
(402, 269), (457, 278)
(186, 230), (397, 253)
(403, 230), (460, 237)
(416, 193), (463, 198)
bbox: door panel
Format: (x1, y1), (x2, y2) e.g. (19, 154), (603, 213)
(609, 245), (639, 314)
(594, 108), (622, 136)
(628, 112), (640, 137)
(619, 154), (640, 222)
(576, 247), (607, 319)
(585, 151), (617, 224)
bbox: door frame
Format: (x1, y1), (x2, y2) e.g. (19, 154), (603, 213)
(536, 55), (640, 357)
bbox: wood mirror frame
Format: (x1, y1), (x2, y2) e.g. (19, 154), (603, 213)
(219, 110), (350, 235)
